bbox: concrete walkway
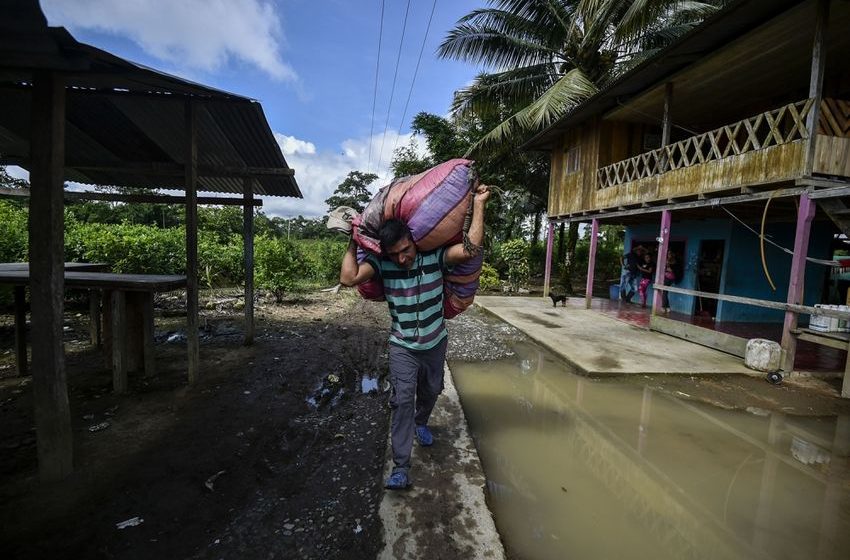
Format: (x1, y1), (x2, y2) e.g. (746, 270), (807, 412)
(475, 295), (756, 376)
(378, 366), (505, 560)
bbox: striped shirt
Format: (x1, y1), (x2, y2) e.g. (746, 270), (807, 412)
(366, 248), (450, 351)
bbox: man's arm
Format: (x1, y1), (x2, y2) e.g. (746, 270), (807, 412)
(340, 238), (376, 286)
(446, 184), (490, 266)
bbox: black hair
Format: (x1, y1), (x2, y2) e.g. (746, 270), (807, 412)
(378, 219), (412, 252)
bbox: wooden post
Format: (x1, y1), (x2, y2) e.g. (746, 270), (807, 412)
(29, 71), (73, 481)
(543, 220), (555, 298)
(660, 83), (673, 172)
(14, 286), (27, 376)
(661, 83), (673, 148)
(585, 219), (599, 309)
(652, 210), (672, 315)
(243, 177), (255, 345)
(111, 290), (128, 394)
(185, 99), (199, 384)
(804, 0), (829, 176)
(780, 194), (816, 372)
(88, 289), (101, 346)
(142, 293), (156, 378)
(837, 326), (850, 397)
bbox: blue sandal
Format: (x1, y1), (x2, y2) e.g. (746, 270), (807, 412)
(385, 471), (411, 490)
(415, 425), (433, 447)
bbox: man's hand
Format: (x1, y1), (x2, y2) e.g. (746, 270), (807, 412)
(474, 184), (491, 205)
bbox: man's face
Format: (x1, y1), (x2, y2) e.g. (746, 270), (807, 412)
(386, 236), (417, 269)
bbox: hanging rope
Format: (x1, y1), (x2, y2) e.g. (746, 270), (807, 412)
(720, 206), (837, 266)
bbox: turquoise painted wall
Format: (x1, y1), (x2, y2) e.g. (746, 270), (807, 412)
(624, 218), (833, 323)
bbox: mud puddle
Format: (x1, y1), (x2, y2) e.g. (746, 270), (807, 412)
(450, 341), (850, 560)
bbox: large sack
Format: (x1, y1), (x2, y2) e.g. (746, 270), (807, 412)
(351, 159), (482, 318)
(353, 159), (474, 254)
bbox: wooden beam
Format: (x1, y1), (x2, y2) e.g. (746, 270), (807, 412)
(650, 315), (747, 357)
(585, 219), (599, 309)
(243, 177), (255, 346)
(565, 186), (809, 222)
(1, 158), (294, 178)
(805, 185), (850, 199)
(781, 193), (816, 372)
(654, 284), (850, 320)
(652, 210), (672, 315)
(543, 221), (555, 298)
(0, 186), (263, 206)
(185, 99), (200, 384)
(29, 71), (73, 481)
(804, 0), (829, 177)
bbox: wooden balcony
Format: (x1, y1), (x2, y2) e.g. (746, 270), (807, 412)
(593, 98), (850, 210)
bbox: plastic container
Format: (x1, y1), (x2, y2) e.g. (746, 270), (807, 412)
(809, 305), (829, 332)
(609, 284), (620, 300)
(829, 305), (840, 332)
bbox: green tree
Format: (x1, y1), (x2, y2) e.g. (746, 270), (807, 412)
(325, 171), (377, 214)
(439, 0), (722, 154)
(0, 166), (29, 190)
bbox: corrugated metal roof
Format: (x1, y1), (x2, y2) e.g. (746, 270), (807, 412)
(0, 5), (301, 198)
(522, 0), (809, 151)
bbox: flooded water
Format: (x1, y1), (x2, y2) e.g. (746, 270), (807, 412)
(449, 342), (850, 560)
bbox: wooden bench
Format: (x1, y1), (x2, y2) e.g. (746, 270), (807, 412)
(0, 270), (187, 393)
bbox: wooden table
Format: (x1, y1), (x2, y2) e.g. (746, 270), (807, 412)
(0, 270), (186, 393)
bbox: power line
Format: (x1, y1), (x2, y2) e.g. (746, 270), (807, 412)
(367, 0), (386, 174)
(376, 0), (412, 172)
(393, 0), (438, 156)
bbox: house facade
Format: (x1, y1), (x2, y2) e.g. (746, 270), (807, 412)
(526, 0), (850, 393)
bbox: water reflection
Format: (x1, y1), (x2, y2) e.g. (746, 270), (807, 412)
(450, 342), (850, 560)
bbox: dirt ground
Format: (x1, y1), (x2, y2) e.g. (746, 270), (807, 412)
(0, 290), (393, 560)
(1, 289), (849, 560)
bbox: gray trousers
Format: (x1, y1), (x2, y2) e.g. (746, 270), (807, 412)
(387, 337), (448, 475)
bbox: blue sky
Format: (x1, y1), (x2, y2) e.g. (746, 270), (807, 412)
(36, 0), (487, 217)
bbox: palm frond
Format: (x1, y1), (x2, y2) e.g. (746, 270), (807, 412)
(522, 67), (597, 129)
(464, 67), (597, 157)
(451, 64), (561, 120)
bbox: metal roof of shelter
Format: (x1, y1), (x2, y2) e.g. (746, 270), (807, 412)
(0, 0), (301, 198)
(522, 0), (811, 151)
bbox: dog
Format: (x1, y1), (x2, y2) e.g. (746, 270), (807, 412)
(549, 293), (566, 307)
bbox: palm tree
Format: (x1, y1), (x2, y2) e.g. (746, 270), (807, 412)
(439, 0), (724, 155)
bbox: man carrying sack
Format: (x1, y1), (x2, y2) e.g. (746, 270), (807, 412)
(337, 183), (490, 490)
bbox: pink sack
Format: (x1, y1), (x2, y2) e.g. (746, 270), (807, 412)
(350, 159), (483, 317)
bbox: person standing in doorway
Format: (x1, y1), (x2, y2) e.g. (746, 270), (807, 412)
(637, 251), (655, 308)
(620, 245), (645, 303)
(339, 184), (491, 490)
(661, 250), (682, 313)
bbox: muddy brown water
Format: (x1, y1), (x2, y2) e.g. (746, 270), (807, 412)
(450, 341), (850, 560)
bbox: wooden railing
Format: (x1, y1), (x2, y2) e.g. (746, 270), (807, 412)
(597, 99), (815, 189)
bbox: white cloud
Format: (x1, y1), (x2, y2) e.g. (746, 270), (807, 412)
(41, 0), (297, 82)
(274, 134), (316, 156)
(261, 131), (429, 218)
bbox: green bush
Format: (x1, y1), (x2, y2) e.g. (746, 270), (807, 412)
(479, 262), (500, 291)
(255, 236), (308, 300)
(499, 238), (530, 290)
(65, 222), (185, 274)
(528, 241), (547, 277)
(0, 201), (28, 262)
(199, 232), (243, 288)
(300, 238), (347, 284)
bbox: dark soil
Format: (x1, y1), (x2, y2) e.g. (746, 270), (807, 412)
(0, 290), (392, 560)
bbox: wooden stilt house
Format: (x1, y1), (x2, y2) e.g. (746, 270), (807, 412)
(525, 0), (850, 396)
